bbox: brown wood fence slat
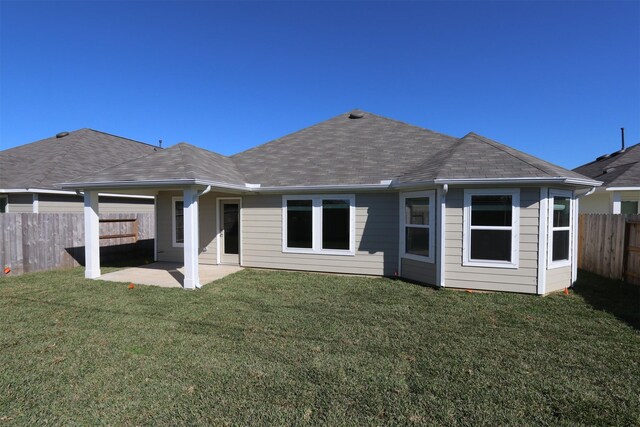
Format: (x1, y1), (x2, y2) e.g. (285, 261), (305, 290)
(0, 213), (154, 276)
(578, 213), (640, 284)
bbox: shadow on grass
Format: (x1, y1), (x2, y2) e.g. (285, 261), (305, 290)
(574, 270), (640, 331)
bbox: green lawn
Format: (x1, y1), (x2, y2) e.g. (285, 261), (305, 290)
(0, 268), (638, 425)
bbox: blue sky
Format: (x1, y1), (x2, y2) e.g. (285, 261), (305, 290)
(1, 0), (638, 169)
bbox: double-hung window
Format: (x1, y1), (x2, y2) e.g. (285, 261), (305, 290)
(463, 189), (520, 268)
(548, 190), (572, 268)
(400, 191), (435, 262)
(283, 195), (355, 255)
(172, 197), (184, 247)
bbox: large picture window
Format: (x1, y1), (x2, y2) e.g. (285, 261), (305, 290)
(548, 190), (572, 268)
(463, 189), (520, 268)
(172, 197), (184, 247)
(400, 191), (435, 262)
(283, 195), (355, 255)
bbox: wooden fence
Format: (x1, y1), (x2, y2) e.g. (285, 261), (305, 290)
(578, 214), (640, 284)
(0, 213), (154, 276)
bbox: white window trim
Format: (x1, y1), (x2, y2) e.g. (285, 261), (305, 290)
(463, 188), (520, 269)
(399, 190), (435, 263)
(0, 195), (8, 213)
(172, 196), (184, 248)
(547, 189), (572, 269)
(282, 194), (356, 256)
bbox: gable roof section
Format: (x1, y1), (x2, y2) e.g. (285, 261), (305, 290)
(573, 143), (640, 187)
(398, 132), (589, 183)
(0, 129), (160, 190)
(73, 142), (246, 186)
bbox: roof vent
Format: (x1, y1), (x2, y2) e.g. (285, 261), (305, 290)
(603, 167), (616, 174)
(348, 110), (364, 119)
(56, 131), (69, 138)
(596, 153), (611, 161)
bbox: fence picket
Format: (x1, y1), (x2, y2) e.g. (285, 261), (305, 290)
(0, 213), (154, 276)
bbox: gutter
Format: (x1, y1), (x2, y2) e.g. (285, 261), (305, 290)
(0, 188), (155, 199)
(59, 176), (601, 194)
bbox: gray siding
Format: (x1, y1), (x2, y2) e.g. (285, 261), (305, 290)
(401, 258), (436, 285)
(155, 190), (222, 265)
(444, 187), (539, 294)
(242, 192), (399, 276)
(546, 266), (571, 293)
(37, 194), (154, 214)
(8, 194), (33, 213)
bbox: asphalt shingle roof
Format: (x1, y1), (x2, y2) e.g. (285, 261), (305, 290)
(396, 132), (587, 182)
(0, 129), (160, 190)
(77, 142), (246, 185)
(9, 111), (594, 190)
(573, 143), (640, 187)
(231, 111), (460, 186)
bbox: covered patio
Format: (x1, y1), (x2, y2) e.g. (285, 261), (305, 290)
(99, 262), (243, 288)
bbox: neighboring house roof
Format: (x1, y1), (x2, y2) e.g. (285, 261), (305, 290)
(63, 110), (599, 190)
(0, 128), (160, 190)
(573, 143), (640, 188)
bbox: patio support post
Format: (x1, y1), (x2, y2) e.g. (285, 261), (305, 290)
(84, 190), (101, 279)
(183, 187), (200, 289)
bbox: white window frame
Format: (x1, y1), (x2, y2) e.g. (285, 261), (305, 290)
(547, 189), (572, 269)
(463, 188), (520, 269)
(400, 190), (435, 263)
(282, 194), (356, 256)
(172, 196), (184, 248)
(0, 195), (8, 213)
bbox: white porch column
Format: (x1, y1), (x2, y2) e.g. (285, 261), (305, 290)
(612, 192), (621, 214)
(83, 191), (101, 279)
(183, 187), (200, 290)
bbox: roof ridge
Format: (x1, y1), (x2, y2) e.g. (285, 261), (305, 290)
(87, 128), (161, 149)
(231, 109), (459, 159)
(31, 137), (78, 188)
(464, 132), (558, 176)
(230, 112), (346, 158)
(365, 111), (460, 141)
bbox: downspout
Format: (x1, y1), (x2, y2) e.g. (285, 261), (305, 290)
(439, 184), (448, 288)
(571, 187), (596, 287)
(193, 185), (211, 289)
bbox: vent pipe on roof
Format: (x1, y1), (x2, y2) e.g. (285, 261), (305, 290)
(621, 127), (625, 151)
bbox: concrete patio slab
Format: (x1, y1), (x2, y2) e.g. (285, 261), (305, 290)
(99, 262), (243, 288)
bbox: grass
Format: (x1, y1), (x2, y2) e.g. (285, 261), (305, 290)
(0, 268), (638, 426)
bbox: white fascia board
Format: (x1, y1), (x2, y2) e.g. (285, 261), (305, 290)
(434, 177), (601, 187)
(257, 183), (393, 193)
(605, 187), (640, 191)
(0, 188), (154, 199)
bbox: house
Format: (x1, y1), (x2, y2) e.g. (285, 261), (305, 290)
(61, 110), (600, 294)
(574, 142), (640, 214)
(0, 129), (159, 214)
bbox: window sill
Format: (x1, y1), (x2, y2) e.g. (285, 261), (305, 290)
(283, 248), (355, 256)
(401, 253), (435, 264)
(463, 259), (519, 269)
(173, 243), (184, 248)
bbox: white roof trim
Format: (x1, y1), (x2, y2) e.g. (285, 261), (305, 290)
(605, 187), (640, 191)
(57, 175), (601, 194)
(0, 188), (154, 199)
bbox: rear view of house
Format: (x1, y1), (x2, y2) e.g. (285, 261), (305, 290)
(62, 110), (600, 294)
